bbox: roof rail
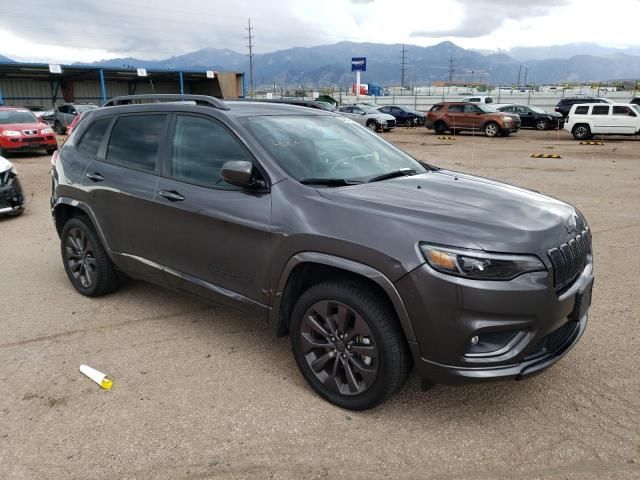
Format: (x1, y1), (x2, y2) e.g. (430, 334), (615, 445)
(103, 94), (229, 110)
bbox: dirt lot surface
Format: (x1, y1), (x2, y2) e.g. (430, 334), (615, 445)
(1, 129), (639, 479)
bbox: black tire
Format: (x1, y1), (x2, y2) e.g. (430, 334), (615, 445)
(434, 121), (447, 134)
(501, 131), (511, 137)
(60, 216), (120, 297)
(290, 279), (412, 410)
(484, 121), (499, 137)
(572, 124), (592, 140)
(46, 148), (57, 155)
(404, 118), (413, 127)
(366, 121), (378, 132)
(535, 119), (549, 130)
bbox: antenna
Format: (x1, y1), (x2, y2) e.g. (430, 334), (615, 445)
(400, 44), (407, 90)
(246, 18), (255, 98)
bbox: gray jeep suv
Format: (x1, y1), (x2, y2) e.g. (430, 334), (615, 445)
(51, 94), (594, 410)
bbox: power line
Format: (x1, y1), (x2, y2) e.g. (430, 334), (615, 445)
(246, 18), (255, 97)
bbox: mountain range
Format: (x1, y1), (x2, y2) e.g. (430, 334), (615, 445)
(2, 42), (640, 86)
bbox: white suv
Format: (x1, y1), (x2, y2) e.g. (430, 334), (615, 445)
(564, 103), (640, 139)
(460, 96), (493, 104)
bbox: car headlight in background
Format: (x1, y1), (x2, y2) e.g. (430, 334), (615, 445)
(420, 244), (545, 280)
(1, 130), (21, 137)
(41, 128), (54, 134)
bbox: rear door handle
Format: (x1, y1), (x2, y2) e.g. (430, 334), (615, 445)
(158, 190), (185, 202)
(85, 172), (104, 182)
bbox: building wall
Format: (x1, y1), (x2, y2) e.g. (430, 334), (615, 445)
(0, 73), (243, 108)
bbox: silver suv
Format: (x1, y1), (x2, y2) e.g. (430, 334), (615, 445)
(338, 104), (396, 132)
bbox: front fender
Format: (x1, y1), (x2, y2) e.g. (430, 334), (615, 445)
(271, 252), (416, 342)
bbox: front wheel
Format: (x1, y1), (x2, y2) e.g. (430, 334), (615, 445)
(536, 119), (549, 130)
(366, 121), (378, 132)
(290, 279), (412, 410)
(484, 122), (499, 137)
(572, 124), (592, 140)
(434, 121), (448, 134)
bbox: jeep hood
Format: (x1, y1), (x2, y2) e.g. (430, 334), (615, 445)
(317, 170), (578, 254)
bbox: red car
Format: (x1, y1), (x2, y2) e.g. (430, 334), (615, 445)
(0, 107), (58, 156)
(65, 112), (85, 136)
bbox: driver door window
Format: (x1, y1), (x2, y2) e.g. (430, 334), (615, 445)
(170, 115), (254, 188)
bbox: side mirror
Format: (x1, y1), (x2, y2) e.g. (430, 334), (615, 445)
(221, 160), (266, 189)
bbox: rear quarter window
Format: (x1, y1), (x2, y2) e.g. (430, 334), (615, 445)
(76, 117), (112, 157)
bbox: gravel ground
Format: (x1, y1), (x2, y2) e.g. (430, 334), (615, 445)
(0, 129), (639, 479)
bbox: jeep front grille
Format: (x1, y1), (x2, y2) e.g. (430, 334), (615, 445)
(548, 228), (591, 292)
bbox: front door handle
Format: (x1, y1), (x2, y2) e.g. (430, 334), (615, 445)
(159, 190), (185, 202)
(85, 172), (104, 182)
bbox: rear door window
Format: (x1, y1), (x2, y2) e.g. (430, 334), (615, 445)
(76, 117), (111, 157)
(574, 106), (589, 115)
(447, 105), (464, 113)
(592, 106), (610, 115)
(106, 114), (167, 172)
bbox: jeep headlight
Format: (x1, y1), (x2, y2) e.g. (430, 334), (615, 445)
(420, 244), (545, 280)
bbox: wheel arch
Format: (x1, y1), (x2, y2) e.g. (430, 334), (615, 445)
(273, 252), (416, 343)
(53, 198), (112, 255)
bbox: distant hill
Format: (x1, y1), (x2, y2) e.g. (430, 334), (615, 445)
(0, 54), (14, 63)
(506, 43), (640, 62)
(73, 41), (640, 87)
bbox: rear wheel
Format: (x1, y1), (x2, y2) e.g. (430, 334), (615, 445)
(404, 118), (413, 127)
(484, 122), (499, 137)
(434, 121), (448, 134)
(291, 279), (412, 410)
(60, 217), (120, 297)
(572, 124), (592, 140)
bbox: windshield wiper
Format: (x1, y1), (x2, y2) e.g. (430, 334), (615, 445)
(299, 178), (362, 187)
(367, 168), (417, 183)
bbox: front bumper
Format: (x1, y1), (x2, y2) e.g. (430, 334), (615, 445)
(0, 177), (26, 214)
(396, 259), (593, 385)
(0, 135), (57, 152)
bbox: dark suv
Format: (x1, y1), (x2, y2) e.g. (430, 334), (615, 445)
(51, 94), (594, 410)
(554, 97), (609, 117)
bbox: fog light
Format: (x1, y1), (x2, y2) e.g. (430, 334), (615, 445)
(470, 336), (479, 345)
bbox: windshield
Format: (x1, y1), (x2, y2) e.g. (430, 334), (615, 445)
(359, 106), (380, 114)
(75, 105), (97, 113)
(477, 104), (496, 113)
(529, 106), (546, 114)
(0, 110), (38, 124)
(240, 115), (426, 183)
(632, 105), (640, 115)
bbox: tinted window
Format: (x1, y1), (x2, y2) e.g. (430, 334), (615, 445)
(170, 115), (253, 188)
(379, 107), (389, 113)
(463, 105), (479, 113)
(76, 117), (111, 157)
(574, 106), (589, 115)
(57, 106), (69, 114)
(106, 115), (166, 172)
(592, 106), (610, 115)
(485, 98), (493, 104)
(447, 105), (464, 113)
(339, 107), (352, 113)
(613, 106), (635, 116)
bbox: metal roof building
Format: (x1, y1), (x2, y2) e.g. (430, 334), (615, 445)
(0, 62), (245, 108)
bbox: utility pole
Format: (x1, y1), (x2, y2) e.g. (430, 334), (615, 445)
(523, 68), (528, 87)
(246, 18), (255, 98)
(400, 44), (407, 90)
(448, 56), (455, 85)
(517, 65), (522, 88)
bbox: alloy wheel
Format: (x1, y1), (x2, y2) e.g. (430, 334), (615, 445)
(65, 227), (97, 288)
(299, 300), (378, 396)
(367, 122), (377, 131)
(574, 126), (589, 139)
(536, 120), (548, 130)
(485, 123), (499, 137)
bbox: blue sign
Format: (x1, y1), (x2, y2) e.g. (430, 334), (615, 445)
(351, 57), (366, 72)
